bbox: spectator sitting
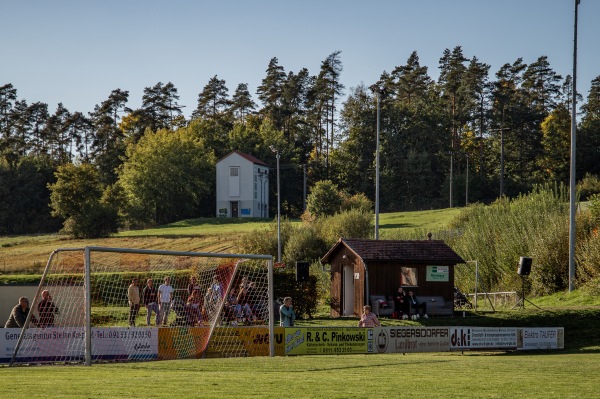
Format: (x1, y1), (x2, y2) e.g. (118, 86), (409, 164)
(5, 297), (38, 328)
(236, 288), (254, 322)
(37, 290), (59, 328)
(391, 286), (409, 318)
(358, 305), (380, 327)
(407, 290), (428, 319)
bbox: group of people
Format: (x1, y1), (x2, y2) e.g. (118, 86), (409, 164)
(358, 286), (429, 327)
(4, 290), (58, 328)
(390, 286), (428, 320)
(127, 276), (175, 327)
(128, 275), (226, 327)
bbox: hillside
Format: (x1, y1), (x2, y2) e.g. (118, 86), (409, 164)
(0, 208), (462, 273)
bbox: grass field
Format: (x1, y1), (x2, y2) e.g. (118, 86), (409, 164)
(2, 301), (598, 398)
(1, 351), (599, 398)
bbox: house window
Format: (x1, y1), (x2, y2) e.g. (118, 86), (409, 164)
(400, 267), (418, 286)
(229, 167), (240, 197)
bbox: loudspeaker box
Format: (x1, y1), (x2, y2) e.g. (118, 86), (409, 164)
(517, 256), (532, 275)
(296, 261), (310, 282)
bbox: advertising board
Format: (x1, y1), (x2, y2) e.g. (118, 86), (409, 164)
(517, 327), (564, 350)
(450, 327), (517, 350)
(373, 327), (450, 353)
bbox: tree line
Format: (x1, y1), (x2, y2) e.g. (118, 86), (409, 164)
(1, 47), (600, 236)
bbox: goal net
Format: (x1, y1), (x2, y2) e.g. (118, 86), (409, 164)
(8, 247), (273, 366)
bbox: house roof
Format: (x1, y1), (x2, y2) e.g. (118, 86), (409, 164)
(321, 238), (465, 265)
(218, 150), (268, 167)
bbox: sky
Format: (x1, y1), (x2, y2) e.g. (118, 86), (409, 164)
(2, 1), (598, 119)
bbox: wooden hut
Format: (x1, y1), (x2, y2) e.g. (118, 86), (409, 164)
(321, 237), (465, 318)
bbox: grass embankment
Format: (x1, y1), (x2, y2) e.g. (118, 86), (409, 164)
(0, 209), (460, 274)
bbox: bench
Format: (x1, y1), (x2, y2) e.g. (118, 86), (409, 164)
(410, 295), (453, 317)
(369, 295), (394, 317)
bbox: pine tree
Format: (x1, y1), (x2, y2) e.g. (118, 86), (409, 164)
(230, 83), (256, 122)
(194, 75), (231, 122)
(257, 57), (286, 128)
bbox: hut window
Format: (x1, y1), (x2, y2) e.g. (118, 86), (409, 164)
(400, 267), (418, 286)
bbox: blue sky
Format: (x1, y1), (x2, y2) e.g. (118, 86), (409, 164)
(2, 1), (597, 118)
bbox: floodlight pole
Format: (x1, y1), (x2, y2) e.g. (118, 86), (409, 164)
(375, 90), (380, 240)
(465, 154), (469, 206)
(568, 0), (580, 292)
(270, 146), (282, 263)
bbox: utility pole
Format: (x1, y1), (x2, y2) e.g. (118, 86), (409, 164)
(369, 84), (382, 240)
(569, 0), (580, 292)
(270, 146), (281, 263)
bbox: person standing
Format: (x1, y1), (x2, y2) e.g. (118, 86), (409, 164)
(128, 278), (140, 326)
(5, 297), (37, 328)
(187, 276), (200, 296)
(358, 305), (380, 327)
(143, 278), (159, 326)
(157, 277), (174, 326)
(37, 290), (59, 328)
(279, 297), (296, 327)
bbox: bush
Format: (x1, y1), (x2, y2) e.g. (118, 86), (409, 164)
(577, 173), (600, 201)
(306, 180), (343, 218)
(448, 184), (570, 293)
(283, 224), (328, 265)
(341, 192), (373, 213)
(316, 208), (373, 247)
(273, 271), (318, 319)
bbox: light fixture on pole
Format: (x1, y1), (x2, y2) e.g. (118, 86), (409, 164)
(270, 145), (282, 263)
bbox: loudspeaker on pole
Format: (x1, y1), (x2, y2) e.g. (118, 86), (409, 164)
(296, 261), (310, 282)
(517, 256), (532, 275)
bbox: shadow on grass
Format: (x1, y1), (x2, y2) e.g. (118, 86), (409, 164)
(305, 359), (451, 372)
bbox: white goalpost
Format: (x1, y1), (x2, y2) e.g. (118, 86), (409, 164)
(9, 246), (274, 366)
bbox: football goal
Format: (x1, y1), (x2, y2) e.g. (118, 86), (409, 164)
(9, 246), (273, 366)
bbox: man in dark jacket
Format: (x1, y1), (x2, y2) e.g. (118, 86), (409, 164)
(391, 286), (409, 317)
(5, 297), (38, 328)
(37, 290), (59, 327)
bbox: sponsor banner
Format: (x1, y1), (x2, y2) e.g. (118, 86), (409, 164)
(1, 327), (85, 363)
(283, 327), (370, 355)
(213, 326), (283, 357)
(517, 328), (564, 350)
(159, 326), (285, 358)
(450, 327), (517, 350)
(374, 327), (450, 354)
(92, 327), (158, 360)
(426, 265), (450, 282)
(1, 327), (158, 363)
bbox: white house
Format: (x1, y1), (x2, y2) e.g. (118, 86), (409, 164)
(215, 151), (269, 218)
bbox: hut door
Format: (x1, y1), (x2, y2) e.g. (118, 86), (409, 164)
(342, 265), (354, 316)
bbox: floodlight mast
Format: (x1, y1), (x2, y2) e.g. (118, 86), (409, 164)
(270, 146), (282, 263)
(368, 85), (382, 240)
(569, 0), (580, 292)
